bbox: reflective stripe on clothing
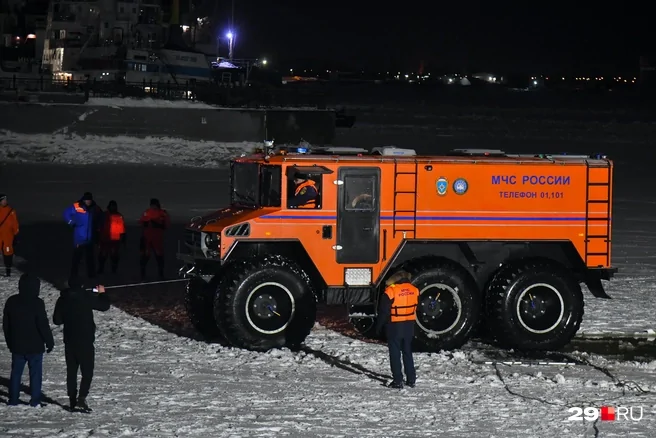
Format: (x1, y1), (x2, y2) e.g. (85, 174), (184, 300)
(294, 180), (318, 208)
(384, 282), (419, 323)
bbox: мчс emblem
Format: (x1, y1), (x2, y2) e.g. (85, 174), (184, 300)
(436, 177), (448, 196)
(453, 178), (468, 195)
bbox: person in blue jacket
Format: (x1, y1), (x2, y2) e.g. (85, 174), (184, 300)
(63, 192), (103, 280)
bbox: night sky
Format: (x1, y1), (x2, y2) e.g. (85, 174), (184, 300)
(224, 1), (653, 74)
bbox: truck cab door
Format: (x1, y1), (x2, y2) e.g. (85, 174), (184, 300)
(336, 167), (381, 264)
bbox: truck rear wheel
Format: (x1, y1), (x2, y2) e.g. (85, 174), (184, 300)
(214, 255), (316, 351)
(185, 276), (222, 340)
(485, 261), (584, 351)
(404, 260), (481, 351)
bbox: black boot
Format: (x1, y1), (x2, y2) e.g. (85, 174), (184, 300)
(68, 397), (77, 410)
(5, 268), (9, 277)
(388, 381), (403, 389)
(77, 396), (90, 411)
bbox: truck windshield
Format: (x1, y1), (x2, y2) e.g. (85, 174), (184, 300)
(230, 162), (281, 208)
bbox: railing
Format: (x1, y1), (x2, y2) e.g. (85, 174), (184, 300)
(0, 76), (329, 108)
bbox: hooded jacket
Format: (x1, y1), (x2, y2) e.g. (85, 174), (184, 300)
(63, 197), (103, 246)
(2, 273), (55, 354)
(53, 279), (110, 347)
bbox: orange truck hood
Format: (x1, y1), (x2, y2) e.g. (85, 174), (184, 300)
(187, 206), (273, 233)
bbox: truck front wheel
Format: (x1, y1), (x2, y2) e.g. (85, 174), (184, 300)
(485, 260), (584, 351)
(214, 255), (317, 351)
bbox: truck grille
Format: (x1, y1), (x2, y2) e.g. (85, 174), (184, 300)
(184, 229), (202, 248)
(225, 223), (250, 237)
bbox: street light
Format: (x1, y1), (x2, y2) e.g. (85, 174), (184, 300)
(262, 59), (267, 66)
(226, 31), (234, 60)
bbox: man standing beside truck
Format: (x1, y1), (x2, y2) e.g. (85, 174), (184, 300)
(376, 271), (419, 389)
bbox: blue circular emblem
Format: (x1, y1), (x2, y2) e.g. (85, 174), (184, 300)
(436, 177), (448, 196)
(453, 178), (468, 195)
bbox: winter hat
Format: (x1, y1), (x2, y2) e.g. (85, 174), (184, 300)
(18, 273), (41, 297)
(81, 192), (93, 201)
(150, 198), (161, 208)
(0, 193), (6, 201)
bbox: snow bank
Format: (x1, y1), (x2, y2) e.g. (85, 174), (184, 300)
(1, 269), (656, 436)
(0, 131), (259, 167)
(84, 97), (324, 111)
(86, 97), (219, 109)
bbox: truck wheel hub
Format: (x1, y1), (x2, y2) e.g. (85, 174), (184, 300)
(245, 282), (296, 335)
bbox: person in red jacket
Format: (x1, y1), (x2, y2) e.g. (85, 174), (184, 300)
(98, 200), (126, 275)
(139, 198), (170, 279)
(0, 194), (19, 277)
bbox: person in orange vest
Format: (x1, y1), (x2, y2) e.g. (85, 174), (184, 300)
(375, 270), (419, 389)
(97, 200), (126, 275)
(139, 198), (170, 279)
(288, 175), (318, 208)
(0, 194), (19, 277)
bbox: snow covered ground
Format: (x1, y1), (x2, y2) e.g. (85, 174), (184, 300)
(2, 266), (656, 437)
(0, 130), (259, 167)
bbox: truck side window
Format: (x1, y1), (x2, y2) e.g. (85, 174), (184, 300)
(345, 175), (375, 211)
(287, 174), (322, 209)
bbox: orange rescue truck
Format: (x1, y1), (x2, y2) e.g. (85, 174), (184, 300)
(177, 146), (615, 353)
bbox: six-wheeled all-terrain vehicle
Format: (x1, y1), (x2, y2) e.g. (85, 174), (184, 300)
(177, 145), (616, 352)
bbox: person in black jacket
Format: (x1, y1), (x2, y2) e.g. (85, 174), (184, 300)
(3, 273), (55, 406)
(53, 277), (110, 411)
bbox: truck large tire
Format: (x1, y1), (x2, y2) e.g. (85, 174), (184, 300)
(404, 259), (481, 351)
(214, 255), (317, 351)
(185, 276), (222, 340)
(485, 260), (584, 351)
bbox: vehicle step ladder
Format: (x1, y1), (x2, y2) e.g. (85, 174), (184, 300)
(392, 159), (418, 238)
(584, 160), (612, 266)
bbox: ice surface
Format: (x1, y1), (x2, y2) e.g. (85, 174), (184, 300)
(0, 130), (259, 167)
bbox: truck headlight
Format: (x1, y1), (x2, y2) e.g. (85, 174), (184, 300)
(203, 232), (220, 248)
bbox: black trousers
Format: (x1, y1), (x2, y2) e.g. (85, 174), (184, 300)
(386, 321), (416, 384)
(3, 254), (12, 273)
(70, 243), (96, 279)
(65, 344), (95, 399)
(98, 241), (120, 274)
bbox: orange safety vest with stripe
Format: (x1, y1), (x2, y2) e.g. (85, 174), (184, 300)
(384, 282), (419, 323)
(294, 180), (318, 208)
